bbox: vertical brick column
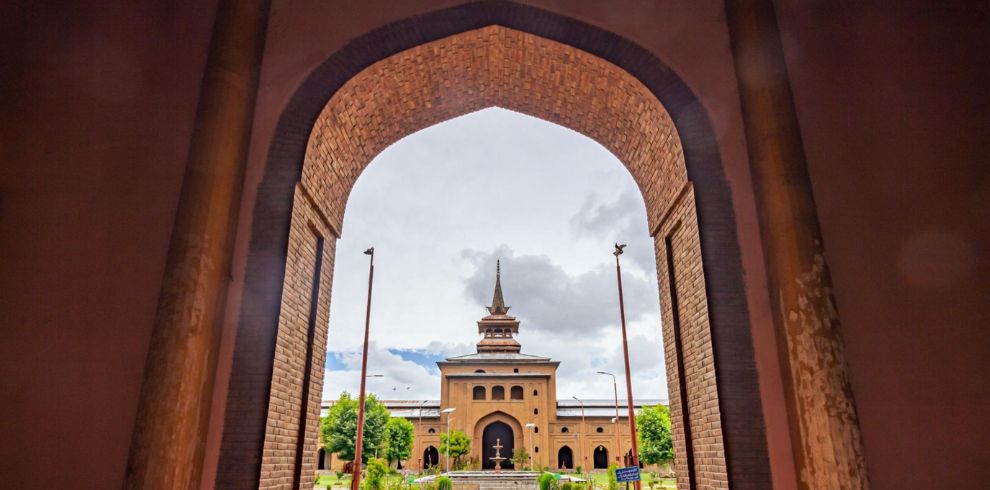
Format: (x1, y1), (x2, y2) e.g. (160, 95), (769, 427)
(725, 1), (869, 488)
(124, 0), (271, 488)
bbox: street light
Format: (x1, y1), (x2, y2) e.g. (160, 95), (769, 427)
(597, 371), (621, 463)
(418, 400), (429, 470)
(441, 408), (456, 473)
(613, 243), (641, 490)
(352, 247), (376, 490)
(572, 396), (586, 471)
(525, 423), (537, 470)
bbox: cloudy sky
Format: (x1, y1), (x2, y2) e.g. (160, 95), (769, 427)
(323, 108), (668, 403)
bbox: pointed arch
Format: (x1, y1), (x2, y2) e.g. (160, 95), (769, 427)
(220, 3), (771, 488)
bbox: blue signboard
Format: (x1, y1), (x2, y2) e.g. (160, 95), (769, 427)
(615, 466), (641, 482)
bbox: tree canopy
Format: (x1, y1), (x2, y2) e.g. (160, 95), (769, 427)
(383, 417), (415, 466)
(635, 404), (674, 465)
(320, 392), (390, 463)
(439, 429), (471, 467)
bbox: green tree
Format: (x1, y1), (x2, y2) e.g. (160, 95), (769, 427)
(383, 417), (415, 467)
(635, 404), (674, 466)
(320, 392), (391, 464)
(439, 430), (471, 468)
(511, 446), (529, 469)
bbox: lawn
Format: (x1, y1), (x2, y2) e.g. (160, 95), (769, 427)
(313, 472), (675, 489)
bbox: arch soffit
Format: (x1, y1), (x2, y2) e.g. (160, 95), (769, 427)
(473, 410), (523, 442)
(302, 25), (688, 236)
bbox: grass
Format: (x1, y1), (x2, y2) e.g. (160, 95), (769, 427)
(314, 472), (675, 490)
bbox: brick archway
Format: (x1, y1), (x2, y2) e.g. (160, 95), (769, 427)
(217, 4), (769, 489)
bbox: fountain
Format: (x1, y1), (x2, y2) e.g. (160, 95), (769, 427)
(489, 438), (507, 473)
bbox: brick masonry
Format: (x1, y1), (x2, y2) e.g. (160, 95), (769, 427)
(219, 4), (769, 489)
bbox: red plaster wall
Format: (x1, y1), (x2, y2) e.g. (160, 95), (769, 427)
(0, 1), (985, 489)
(776, 2), (990, 488)
(0, 1), (216, 488)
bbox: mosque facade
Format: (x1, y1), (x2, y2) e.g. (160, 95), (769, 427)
(319, 264), (665, 473)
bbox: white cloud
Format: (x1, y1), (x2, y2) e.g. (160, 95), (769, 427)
(323, 108), (668, 402)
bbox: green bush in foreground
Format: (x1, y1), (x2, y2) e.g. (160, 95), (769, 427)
(607, 464), (619, 490)
(539, 472), (558, 490)
(364, 458), (388, 490)
(436, 475), (452, 490)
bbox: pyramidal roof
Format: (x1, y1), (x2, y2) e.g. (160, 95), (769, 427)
(487, 260), (510, 315)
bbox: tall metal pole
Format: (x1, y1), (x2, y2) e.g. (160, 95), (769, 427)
(525, 423), (536, 470)
(418, 400), (428, 470)
(444, 413), (454, 473)
(614, 244), (641, 490)
(351, 248), (375, 490)
(572, 396), (586, 472)
(598, 372), (621, 465)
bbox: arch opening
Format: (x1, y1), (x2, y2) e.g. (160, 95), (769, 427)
(558, 446), (574, 469)
(594, 446), (609, 469)
(482, 422), (515, 470)
(423, 446), (439, 470)
(221, 9), (769, 489)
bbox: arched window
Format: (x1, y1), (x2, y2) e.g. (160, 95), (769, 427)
(561, 427), (569, 433)
(474, 369), (486, 373)
(473, 386), (486, 400)
(511, 385), (523, 400)
(535, 446), (539, 453)
(533, 389), (538, 396)
(534, 408), (539, 415)
(492, 385), (505, 400)
(428, 428), (436, 434)
(596, 427), (604, 433)
(534, 426), (539, 433)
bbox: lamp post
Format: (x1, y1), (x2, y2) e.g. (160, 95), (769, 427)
(352, 248), (376, 490)
(597, 371), (621, 463)
(613, 243), (641, 490)
(418, 399), (428, 470)
(525, 423), (536, 470)
(441, 408), (456, 473)
(572, 396), (586, 472)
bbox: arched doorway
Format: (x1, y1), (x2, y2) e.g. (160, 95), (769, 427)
(594, 446), (609, 469)
(482, 421), (514, 470)
(423, 446), (439, 470)
(317, 448), (326, 470)
(558, 446), (573, 470)
(219, 4), (773, 488)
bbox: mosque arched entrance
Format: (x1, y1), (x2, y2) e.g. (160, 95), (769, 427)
(593, 446), (609, 469)
(482, 421), (514, 470)
(558, 446), (573, 469)
(423, 446), (439, 469)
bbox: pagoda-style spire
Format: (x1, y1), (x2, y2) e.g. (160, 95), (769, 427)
(477, 259), (521, 353)
(487, 260), (510, 315)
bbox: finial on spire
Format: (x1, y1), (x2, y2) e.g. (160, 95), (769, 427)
(487, 259), (510, 315)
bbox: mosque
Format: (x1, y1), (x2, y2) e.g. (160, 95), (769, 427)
(319, 263), (664, 472)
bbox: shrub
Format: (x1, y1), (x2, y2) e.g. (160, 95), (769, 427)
(365, 458), (388, 490)
(561, 482), (574, 490)
(607, 464), (618, 490)
(436, 475), (453, 490)
(574, 465), (582, 474)
(538, 472), (558, 490)
(336, 470), (345, 479)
